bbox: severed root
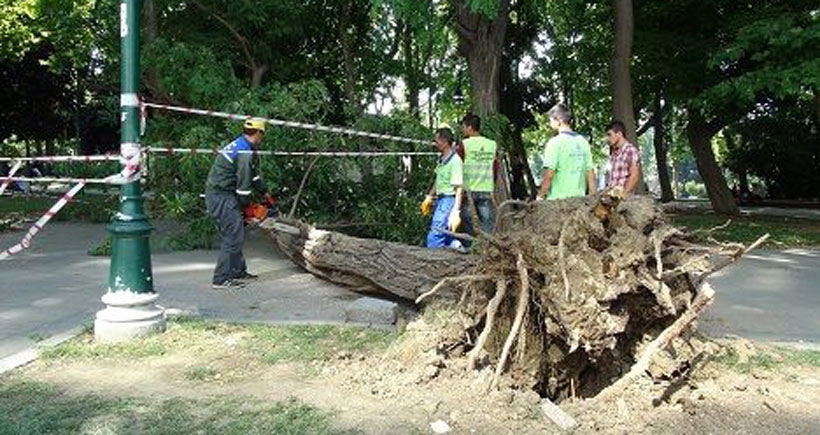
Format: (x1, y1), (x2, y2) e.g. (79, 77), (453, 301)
(467, 278), (507, 369)
(415, 274), (493, 304)
(489, 253), (530, 391)
(558, 217), (572, 299)
(592, 282), (716, 404)
(541, 398), (578, 430)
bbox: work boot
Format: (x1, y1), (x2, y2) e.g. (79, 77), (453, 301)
(237, 271), (259, 281)
(212, 279), (246, 290)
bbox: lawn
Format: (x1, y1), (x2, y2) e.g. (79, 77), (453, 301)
(0, 380), (341, 435)
(669, 213), (820, 248)
(1, 318), (396, 434)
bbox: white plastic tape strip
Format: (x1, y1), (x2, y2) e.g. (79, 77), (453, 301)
(0, 160), (22, 195)
(145, 146), (437, 157)
(142, 101), (433, 146)
(1, 176), (130, 185)
(0, 182), (86, 260)
(0, 154), (118, 163)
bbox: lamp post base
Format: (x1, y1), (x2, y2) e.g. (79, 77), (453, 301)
(94, 291), (166, 343)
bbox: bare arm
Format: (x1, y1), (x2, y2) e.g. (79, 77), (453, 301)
(537, 169), (555, 200)
(624, 161), (641, 195)
(587, 170), (597, 195)
(453, 186), (463, 210)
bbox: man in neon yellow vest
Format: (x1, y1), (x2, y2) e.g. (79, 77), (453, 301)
(536, 104), (596, 200)
(460, 114), (497, 234)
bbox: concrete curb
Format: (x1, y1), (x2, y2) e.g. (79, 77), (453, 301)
(0, 326), (85, 374)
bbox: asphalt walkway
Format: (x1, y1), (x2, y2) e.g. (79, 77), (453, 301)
(0, 222), (364, 365)
(1, 222), (818, 369)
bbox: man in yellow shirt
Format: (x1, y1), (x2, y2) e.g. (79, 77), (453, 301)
(460, 114), (497, 234)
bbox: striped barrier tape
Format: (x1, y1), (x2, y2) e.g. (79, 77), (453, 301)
(0, 176), (139, 185)
(144, 146), (437, 157)
(0, 155), (118, 163)
(142, 101), (433, 146)
(0, 160), (22, 195)
(0, 182), (86, 260)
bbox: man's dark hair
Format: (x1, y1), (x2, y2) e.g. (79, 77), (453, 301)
(243, 128), (261, 136)
(607, 120), (627, 136)
(461, 113), (481, 132)
(435, 127), (455, 145)
(548, 104), (572, 124)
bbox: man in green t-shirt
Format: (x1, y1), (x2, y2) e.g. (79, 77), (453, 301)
(460, 114), (497, 234)
(536, 104), (596, 200)
(421, 127), (464, 249)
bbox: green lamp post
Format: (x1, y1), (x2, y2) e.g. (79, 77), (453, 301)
(95, 0), (165, 342)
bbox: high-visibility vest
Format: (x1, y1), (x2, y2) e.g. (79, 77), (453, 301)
(463, 136), (496, 193)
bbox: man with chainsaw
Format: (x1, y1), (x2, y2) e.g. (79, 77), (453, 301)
(421, 127), (464, 250)
(205, 119), (276, 289)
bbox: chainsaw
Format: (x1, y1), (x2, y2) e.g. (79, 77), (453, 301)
(242, 196), (302, 235)
(243, 194), (279, 224)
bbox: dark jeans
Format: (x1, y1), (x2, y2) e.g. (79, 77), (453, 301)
(205, 191), (247, 284)
(462, 192), (495, 236)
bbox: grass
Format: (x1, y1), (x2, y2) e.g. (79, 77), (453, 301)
(0, 380), (343, 435)
(41, 317), (394, 366)
(717, 346), (820, 373)
(184, 365), (220, 381)
(0, 194), (116, 224)
(27, 332), (50, 343)
(670, 213), (820, 247)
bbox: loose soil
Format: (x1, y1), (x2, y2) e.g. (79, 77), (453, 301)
(8, 320), (820, 434)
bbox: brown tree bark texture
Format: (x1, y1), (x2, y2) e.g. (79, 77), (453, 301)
(611, 0), (638, 145)
(264, 221), (478, 301)
(686, 110), (739, 215)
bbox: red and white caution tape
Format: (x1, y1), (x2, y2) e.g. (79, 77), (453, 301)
(142, 101), (433, 146)
(0, 176), (138, 185)
(145, 146), (437, 157)
(0, 182), (86, 260)
(0, 160), (22, 195)
(0, 154), (118, 163)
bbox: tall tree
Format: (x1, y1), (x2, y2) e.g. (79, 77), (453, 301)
(451, 0), (510, 116)
(610, 0), (637, 144)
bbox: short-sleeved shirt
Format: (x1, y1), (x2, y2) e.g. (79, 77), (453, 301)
(434, 150), (463, 196)
(608, 142), (639, 189)
(542, 131), (593, 200)
(462, 136), (496, 193)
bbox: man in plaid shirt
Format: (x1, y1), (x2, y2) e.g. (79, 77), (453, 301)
(606, 120), (641, 194)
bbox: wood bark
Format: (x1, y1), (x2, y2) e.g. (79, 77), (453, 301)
(685, 109), (739, 215)
(652, 95), (674, 202)
(452, 0), (510, 116)
(611, 0), (638, 145)
(262, 220), (478, 301)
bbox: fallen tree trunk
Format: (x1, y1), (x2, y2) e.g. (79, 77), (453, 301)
(261, 219), (479, 301)
(262, 191), (764, 400)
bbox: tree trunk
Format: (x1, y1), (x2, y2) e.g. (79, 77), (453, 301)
(263, 221), (478, 301)
(653, 95), (674, 202)
(611, 0), (637, 145)
(685, 110), (738, 215)
(402, 23), (420, 118)
(250, 64), (268, 88)
(452, 0), (510, 116)
(339, 0), (359, 111)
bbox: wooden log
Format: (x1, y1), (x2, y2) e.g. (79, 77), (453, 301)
(261, 219), (478, 301)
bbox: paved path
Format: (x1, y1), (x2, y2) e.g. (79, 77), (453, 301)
(703, 249), (820, 344)
(2, 223), (819, 366)
(0, 222), (367, 363)
(665, 200), (820, 221)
